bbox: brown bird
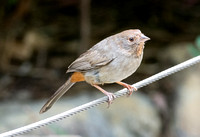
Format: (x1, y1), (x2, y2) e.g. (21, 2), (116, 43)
(40, 29), (150, 114)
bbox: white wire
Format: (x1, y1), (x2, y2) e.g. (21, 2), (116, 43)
(1, 55), (200, 137)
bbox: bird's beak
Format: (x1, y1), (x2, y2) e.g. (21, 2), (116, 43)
(141, 34), (150, 42)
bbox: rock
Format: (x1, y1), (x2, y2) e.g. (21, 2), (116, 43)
(174, 63), (200, 137)
(161, 42), (200, 137)
(0, 90), (161, 137)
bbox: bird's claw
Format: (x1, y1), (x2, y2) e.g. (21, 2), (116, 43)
(106, 92), (116, 108)
(126, 85), (137, 96)
(116, 81), (137, 96)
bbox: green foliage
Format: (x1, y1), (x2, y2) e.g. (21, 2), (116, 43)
(195, 36), (200, 50)
(188, 35), (200, 56)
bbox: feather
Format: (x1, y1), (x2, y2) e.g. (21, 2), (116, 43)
(39, 77), (75, 114)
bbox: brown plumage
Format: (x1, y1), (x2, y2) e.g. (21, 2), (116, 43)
(40, 29), (150, 114)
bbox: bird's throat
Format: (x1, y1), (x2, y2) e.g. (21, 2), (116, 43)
(136, 43), (144, 57)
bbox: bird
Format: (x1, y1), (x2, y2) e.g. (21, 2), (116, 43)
(39, 29), (150, 114)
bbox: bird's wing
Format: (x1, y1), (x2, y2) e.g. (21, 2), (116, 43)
(67, 49), (114, 73)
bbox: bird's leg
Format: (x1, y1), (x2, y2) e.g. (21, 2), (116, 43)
(92, 84), (116, 107)
(116, 81), (137, 96)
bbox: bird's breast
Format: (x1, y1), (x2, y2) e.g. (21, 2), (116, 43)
(84, 52), (143, 84)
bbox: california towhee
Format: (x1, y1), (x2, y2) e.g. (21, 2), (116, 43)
(40, 29), (150, 114)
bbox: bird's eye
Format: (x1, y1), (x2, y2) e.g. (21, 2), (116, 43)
(128, 37), (134, 42)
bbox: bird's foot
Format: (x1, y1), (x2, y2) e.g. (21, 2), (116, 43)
(125, 84), (137, 96)
(105, 92), (116, 108)
(116, 81), (137, 96)
(92, 84), (116, 107)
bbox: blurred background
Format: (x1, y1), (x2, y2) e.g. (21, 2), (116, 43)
(0, 0), (200, 137)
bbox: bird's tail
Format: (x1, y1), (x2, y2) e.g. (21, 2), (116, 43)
(39, 77), (75, 114)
